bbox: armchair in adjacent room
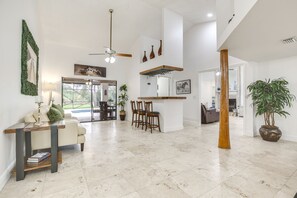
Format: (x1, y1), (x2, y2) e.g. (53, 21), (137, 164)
(201, 103), (220, 124)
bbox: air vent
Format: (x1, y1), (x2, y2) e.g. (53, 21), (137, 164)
(282, 37), (297, 44)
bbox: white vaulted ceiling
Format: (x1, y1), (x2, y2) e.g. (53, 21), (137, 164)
(219, 0), (297, 62)
(38, 0), (216, 53)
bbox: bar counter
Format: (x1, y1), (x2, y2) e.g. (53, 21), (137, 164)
(138, 96), (186, 100)
(138, 96), (186, 132)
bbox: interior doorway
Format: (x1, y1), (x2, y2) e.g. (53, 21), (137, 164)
(198, 65), (245, 132)
(62, 77), (117, 122)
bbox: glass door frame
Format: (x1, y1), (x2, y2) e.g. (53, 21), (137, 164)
(61, 77), (117, 122)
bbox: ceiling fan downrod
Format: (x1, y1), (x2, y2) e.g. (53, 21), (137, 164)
(109, 9), (113, 50)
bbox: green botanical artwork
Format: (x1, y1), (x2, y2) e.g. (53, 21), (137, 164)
(21, 20), (39, 96)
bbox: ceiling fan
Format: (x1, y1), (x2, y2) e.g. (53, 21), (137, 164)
(89, 9), (132, 63)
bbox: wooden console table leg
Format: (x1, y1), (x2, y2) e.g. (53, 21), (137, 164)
(16, 129), (25, 181)
(50, 125), (58, 173)
(25, 132), (31, 158)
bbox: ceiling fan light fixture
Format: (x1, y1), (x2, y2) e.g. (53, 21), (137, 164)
(105, 55), (116, 64)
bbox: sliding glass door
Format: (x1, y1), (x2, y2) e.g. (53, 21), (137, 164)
(62, 77), (117, 122)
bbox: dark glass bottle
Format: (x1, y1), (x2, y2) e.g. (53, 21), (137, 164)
(158, 40), (162, 56)
(150, 45), (155, 59)
(142, 51), (147, 63)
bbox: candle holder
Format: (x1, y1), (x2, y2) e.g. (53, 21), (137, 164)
(35, 96), (44, 126)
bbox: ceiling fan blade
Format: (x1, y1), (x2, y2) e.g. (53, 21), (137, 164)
(89, 53), (106, 55)
(115, 53), (132, 57)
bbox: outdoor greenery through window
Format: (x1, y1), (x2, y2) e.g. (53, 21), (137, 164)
(62, 78), (117, 122)
(63, 83), (92, 110)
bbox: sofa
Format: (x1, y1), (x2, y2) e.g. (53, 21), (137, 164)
(24, 106), (86, 151)
(201, 103), (220, 124)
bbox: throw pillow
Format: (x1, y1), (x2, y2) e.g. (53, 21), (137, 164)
(47, 107), (63, 122)
(52, 103), (65, 117)
(24, 113), (36, 123)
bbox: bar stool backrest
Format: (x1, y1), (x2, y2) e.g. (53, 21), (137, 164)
(145, 101), (153, 113)
(130, 100), (136, 112)
(137, 101), (144, 112)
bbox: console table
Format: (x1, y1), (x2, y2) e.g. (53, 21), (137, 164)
(4, 121), (65, 181)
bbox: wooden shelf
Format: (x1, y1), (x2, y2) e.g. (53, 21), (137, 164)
(140, 65), (183, 76)
(12, 151), (62, 173)
(138, 96), (186, 100)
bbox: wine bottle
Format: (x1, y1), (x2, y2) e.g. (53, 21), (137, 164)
(158, 40), (162, 56)
(142, 51), (147, 63)
(150, 45), (155, 59)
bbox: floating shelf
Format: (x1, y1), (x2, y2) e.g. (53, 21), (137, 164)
(140, 65), (183, 76)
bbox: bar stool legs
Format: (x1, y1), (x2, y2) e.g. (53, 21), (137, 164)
(145, 101), (161, 133)
(136, 101), (146, 130)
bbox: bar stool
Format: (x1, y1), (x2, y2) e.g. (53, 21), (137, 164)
(130, 100), (137, 126)
(136, 101), (146, 129)
(145, 101), (161, 133)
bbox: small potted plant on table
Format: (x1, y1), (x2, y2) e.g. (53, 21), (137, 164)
(247, 78), (295, 142)
(118, 84), (128, 121)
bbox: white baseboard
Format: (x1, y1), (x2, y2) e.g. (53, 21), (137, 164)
(281, 135), (297, 142)
(183, 119), (200, 127)
(163, 126), (184, 132)
(0, 160), (15, 191)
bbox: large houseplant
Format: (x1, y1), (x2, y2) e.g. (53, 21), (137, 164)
(247, 78), (295, 142)
(118, 84), (128, 121)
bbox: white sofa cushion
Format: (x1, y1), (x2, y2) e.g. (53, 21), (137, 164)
(24, 113), (36, 123)
(78, 124), (86, 135)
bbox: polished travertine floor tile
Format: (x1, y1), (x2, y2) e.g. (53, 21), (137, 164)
(1, 117), (297, 198)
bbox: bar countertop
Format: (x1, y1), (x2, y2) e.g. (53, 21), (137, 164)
(138, 96), (186, 100)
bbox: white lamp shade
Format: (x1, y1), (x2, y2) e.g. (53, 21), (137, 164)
(43, 82), (58, 91)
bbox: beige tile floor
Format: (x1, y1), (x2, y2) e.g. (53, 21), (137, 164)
(1, 117), (297, 198)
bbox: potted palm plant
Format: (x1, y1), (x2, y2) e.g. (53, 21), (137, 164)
(247, 78), (295, 142)
(117, 84), (128, 121)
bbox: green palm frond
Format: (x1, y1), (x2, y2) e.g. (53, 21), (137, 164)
(247, 78), (295, 127)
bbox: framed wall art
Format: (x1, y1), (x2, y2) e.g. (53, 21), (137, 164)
(176, 79), (191, 94)
(21, 20), (39, 96)
(74, 64), (106, 78)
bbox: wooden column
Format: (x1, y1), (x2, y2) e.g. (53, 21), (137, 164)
(218, 49), (231, 149)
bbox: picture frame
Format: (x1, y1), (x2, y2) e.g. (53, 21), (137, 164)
(21, 20), (39, 96)
(74, 64), (106, 78)
(176, 79), (191, 94)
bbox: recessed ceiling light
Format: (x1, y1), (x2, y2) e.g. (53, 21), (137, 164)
(207, 13), (213, 18)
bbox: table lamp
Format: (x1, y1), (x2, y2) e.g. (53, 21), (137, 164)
(43, 82), (58, 106)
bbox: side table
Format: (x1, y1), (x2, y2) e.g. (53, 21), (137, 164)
(4, 121), (65, 181)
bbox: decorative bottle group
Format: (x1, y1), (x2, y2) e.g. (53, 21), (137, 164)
(142, 40), (162, 63)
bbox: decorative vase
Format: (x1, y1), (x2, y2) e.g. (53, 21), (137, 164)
(259, 125), (282, 142)
(142, 51), (147, 63)
(120, 111), (126, 121)
(158, 40), (162, 56)
(150, 45), (155, 59)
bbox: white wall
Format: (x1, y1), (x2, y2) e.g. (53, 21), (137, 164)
(162, 8), (183, 67)
(42, 41), (130, 110)
(140, 75), (157, 97)
(0, 0), (42, 190)
(216, 0), (258, 48)
(127, 9), (183, 120)
(200, 72), (215, 108)
(216, 0), (234, 38)
(176, 21), (244, 125)
(251, 56), (297, 142)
